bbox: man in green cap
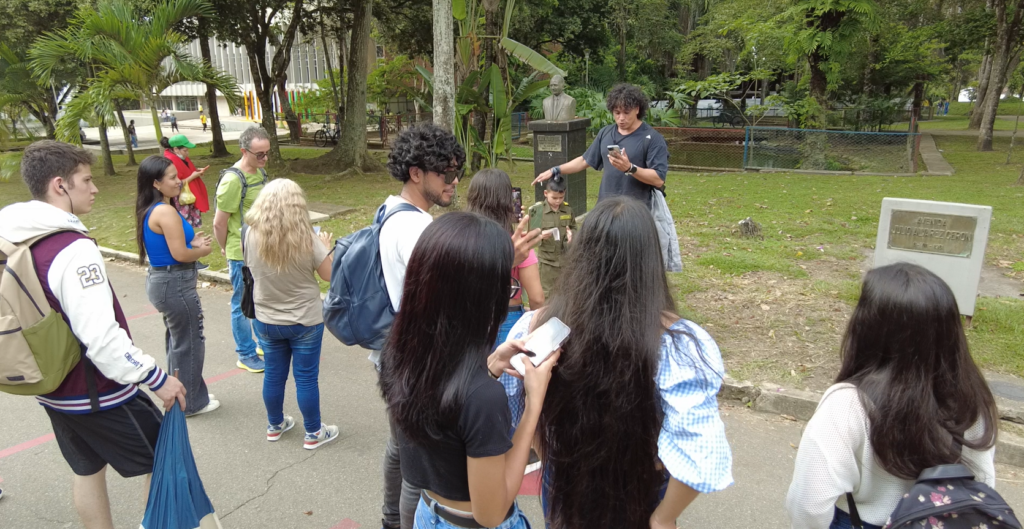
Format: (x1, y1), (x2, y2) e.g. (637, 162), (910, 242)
(213, 126), (270, 373)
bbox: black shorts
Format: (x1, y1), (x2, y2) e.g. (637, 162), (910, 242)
(45, 392), (163, 478)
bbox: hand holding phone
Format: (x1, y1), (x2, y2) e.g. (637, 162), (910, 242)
(607, 144), (622, 157)
(510, 317), (570, 376)
(512, 187), (523, 221)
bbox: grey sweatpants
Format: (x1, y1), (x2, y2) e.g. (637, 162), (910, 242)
(383, 414), (421, 529)
(146, 266), (210, 414)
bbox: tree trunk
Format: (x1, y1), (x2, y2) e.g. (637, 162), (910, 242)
(971, 54), (993, 129)
(471, 0), (500, 171)
(323, 0), (381, 173)
(808, 51), (829, 103)
(978, 1), (1024, 150)
(114, 105), (137, 166)
(432, 0), (456, 131)
(335, 25), (349, 126)
(277, 75), (302, 143)
(97, 118), (115, 176)
(150, 104), (163, 142)
(244, 45), (284, 166)
(321, 28), (340, 113)
(198, 19), (229, 157)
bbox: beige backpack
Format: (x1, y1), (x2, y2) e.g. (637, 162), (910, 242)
(0, 230), (83, 395)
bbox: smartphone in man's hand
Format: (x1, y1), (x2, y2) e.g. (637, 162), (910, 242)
(511, 317), (570, 376)
(513, 187), (523, 221)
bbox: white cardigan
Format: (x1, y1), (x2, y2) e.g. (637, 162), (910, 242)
(786, 383), (996, 528)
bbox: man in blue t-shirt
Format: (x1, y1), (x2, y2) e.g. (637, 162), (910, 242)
(533, 83), (669, 208)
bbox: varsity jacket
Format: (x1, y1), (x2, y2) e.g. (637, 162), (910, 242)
(0, 201), (167, 413)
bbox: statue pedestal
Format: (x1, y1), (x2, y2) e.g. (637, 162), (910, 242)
(529, 118), (591, 215)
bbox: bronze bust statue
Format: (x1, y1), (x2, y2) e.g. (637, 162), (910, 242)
(542, 75), (576, 121)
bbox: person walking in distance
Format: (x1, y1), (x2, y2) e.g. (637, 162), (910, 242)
(0, 140), (187, 529)
(244, 179), (339, 450)
(214, 126), (270, 373)
(135, 155), (218, 417)
(200, 112), (207, 133)
(128, 120), (138, 148)
(170, 114), (179, 133)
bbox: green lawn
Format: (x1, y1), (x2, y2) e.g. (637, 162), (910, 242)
(911, 115), (1024, 132)
(1, 134), (1021, 387)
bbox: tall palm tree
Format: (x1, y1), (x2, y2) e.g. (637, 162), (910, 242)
(30, 0), (241, 167)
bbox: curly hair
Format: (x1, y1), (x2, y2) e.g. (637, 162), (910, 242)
(606, 84), (649, 121)
(387, 123), (466, 183)
(245, 178), (314, 272)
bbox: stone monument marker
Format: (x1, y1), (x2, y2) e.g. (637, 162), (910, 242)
(874, 198), (992, 316)
(529, 75), (590, 213)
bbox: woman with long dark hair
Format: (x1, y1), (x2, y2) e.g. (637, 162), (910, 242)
(786, 263), (998, 528)
(379, 212), (558, 529)
(466, 168), (544, 345)
(134, 155), (216, 416)
(502, 196), (733, 528)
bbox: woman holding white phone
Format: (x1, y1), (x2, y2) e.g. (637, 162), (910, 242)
(502, 197), (733, 529)
(379, 212), (559, 529)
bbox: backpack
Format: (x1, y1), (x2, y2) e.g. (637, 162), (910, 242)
(323, 202), (421, 350)
(216, 167), (268, 222)
(848, 462), (1021, 529)
(0, 230), (85, 395)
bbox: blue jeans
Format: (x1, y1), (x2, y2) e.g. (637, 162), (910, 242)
(253, 320), (325, 433)
(414, 495), (530, 529)
(228, 260), (258, 360)
(495, 306), (525, 347)
(830, 506), (882, 529)
(130, 134), (138, 148)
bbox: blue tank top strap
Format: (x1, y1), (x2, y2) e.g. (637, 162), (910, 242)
(144, 202), (193, 267)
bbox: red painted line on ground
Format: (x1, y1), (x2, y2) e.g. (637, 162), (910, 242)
(0, 433), (55, 460)
(126, 306), (160, 321)
(329, 519), (360, 529)
(204, 368), (245, 384)
(519, 469), (541, 496)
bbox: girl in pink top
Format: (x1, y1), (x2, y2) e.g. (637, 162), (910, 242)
(467, 169), (545, 344)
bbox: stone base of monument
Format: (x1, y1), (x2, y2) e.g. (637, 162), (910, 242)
(874, 198), (992, 317)
(529, 118), (591, 215)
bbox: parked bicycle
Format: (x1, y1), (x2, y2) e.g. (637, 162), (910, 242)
(314, 119), (340, 147)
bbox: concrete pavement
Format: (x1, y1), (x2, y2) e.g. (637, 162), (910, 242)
(1, 260), (1022, 528)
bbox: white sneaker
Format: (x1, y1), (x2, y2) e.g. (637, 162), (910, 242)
(186, 399), (220, 417)
(267, 416), (296, 441)
(303, 423), (339, 450)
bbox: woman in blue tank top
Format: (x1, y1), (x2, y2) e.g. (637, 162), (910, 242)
(134, 156), (217, 416)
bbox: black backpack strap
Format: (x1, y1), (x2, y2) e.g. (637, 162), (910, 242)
(240, 224), (250, 262)
(82, 355), (100, 413)
(846, 492), (863, 529)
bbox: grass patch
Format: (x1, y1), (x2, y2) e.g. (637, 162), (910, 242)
(2, 133), (1022, 382)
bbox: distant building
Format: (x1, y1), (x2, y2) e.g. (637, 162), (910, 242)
(148, 35), (379, 117)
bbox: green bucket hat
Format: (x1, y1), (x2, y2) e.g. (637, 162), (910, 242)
(168, 134), (195, 149)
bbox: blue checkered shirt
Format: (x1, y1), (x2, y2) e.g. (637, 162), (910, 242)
(498, 311), (733, 494)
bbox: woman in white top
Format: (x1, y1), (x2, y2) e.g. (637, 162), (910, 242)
(786, 262), (999, 529)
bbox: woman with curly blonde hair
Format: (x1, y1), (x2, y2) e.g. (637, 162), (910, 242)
(244, 178), (338, 449)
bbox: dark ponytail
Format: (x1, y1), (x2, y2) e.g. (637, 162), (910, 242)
(159, 137), (172, 150)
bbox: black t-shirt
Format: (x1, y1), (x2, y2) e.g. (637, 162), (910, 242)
(398, 367), (513, 502)
(583, 121), (669, 208)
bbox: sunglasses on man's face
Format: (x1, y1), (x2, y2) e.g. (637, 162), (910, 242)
(422, 166), (463, 185)
(246, 149), (270, 161)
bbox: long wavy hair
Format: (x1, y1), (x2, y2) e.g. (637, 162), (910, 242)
(535, 196), (714, 529)
(244, 178), (314, 272)
(466, 168), (517, 234)
(379, 212), (513, 444)
(134, 155), (175, 266)
(837, 263), (998, 479)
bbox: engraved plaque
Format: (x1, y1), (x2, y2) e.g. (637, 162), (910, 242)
(537, 134), (562, 152)
(887, 210), (978, 257)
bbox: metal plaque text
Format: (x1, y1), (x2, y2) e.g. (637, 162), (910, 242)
(537, 135), (562, 152)
(887, 210), (977, 258)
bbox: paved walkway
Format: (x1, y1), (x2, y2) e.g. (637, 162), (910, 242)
(919, 133), (955, 175)
(2, 261), (1022, 528)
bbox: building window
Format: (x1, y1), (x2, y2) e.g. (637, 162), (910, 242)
(175, 97), (198, 112)
(156, 97), (174, 110)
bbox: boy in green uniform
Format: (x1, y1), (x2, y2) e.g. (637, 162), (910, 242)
(529, 174), (577, 296)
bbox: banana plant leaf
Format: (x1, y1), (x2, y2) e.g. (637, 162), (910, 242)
(500, 38), (566, 77)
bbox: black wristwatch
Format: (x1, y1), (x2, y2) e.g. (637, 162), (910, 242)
(626, 164), (638, 175)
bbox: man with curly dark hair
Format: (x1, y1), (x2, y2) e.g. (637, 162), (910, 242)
(534, 83), (669, 208)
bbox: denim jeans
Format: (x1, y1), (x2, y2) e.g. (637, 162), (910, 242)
(495, 306), (525, 347)
(228, 260), (258, 360)
(830, 507), (883, 529)
(252, 321), (324, 433)
(414, 495), (530, 529)
(383, 415), (422, 529)
(146, 266), (210, 414)
(130, 134), (138, 148)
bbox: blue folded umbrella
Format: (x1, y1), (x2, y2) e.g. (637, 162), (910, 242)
(141, 405), (222, 529)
